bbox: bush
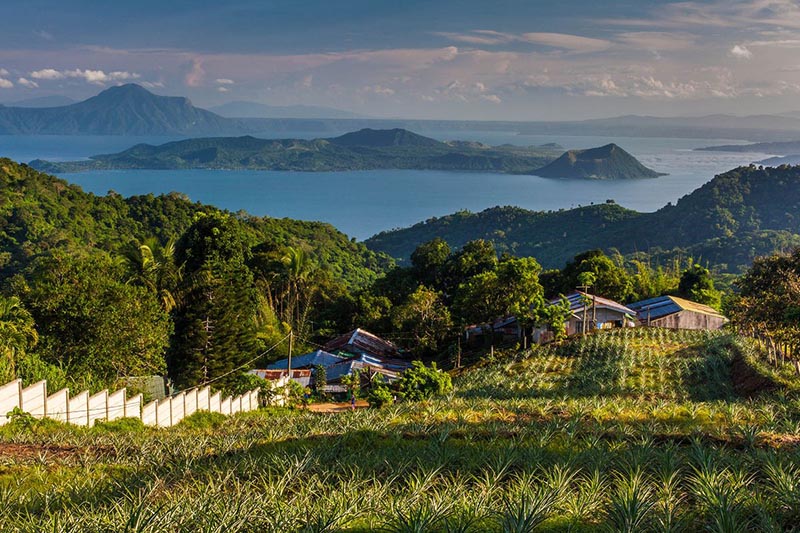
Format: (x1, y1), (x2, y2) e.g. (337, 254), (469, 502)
(367, 382), (394, 408)
(396, 361), (453, 402)
(178, 410), (227, 430)
(93, 417), (145, 433)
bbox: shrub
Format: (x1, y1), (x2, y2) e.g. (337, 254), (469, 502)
(93, 417), (145, 433)
(397, 361), (453, 402)
(178, 410), (227, 430)
(368, 382), (394, 408)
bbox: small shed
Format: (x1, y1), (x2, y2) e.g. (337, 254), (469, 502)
(628, 295), (727, 330)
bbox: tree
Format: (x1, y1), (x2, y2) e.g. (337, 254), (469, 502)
(442, 239), (497, 296)
(0, 296), (38, 382)
(410, 238), (451, 288)
(396, 361), (452, 401)
(122, 237), (182, 312)
(678, 263), (721, 308)
(453, 257), (547, 329)
(169, 213), (259, 389)
(16, 251), (170, 384)
(391, 286), (453, 353)
(559, 250), (633, 302)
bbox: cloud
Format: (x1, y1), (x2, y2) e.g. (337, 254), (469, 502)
(0, 78), (13, 89)
(481, 94), (502, 104)
(730, 44), (753, 59)
(615, 32), (696, 51)
(141, 81), (165, 89)
(17, 77), (38, 88)
(185, 58), (205, 87)
(215, 78), (235, 84)
(438, 30), (611, 53)
(33, 29), (54, 41)
(217, 86), (229, 92)
(30, 68), (140, 84)
(0, 68), (7, 76)
(519, 33), (612, 53)
(359, 84), (395, 96)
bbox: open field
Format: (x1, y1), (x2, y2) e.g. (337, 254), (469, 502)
(1, 329), (799, 532)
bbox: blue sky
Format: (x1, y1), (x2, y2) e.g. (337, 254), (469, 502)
(2, 0), (800, 119)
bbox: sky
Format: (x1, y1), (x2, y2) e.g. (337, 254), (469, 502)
(2, 0), (800, 120)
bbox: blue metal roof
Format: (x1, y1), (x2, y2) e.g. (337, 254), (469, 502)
(628, 296), (684, 320)
(266, 350), (345, 370)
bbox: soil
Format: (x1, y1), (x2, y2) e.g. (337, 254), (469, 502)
(307, 400), (369, 413)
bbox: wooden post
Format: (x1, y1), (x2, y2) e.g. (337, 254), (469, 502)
(456, 336), (462, 369)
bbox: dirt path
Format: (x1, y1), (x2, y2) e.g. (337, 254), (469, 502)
(307, 400), (369, 413)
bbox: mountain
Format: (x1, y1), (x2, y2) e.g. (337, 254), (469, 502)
(533, 143), (665, 179)
(30, 128), (561, 173)
(365, 164), (800, 272)
(0, 84), (237, 135)
(2, 95), (76, 108)
(329, 128), (446, 148)
(757, 154), (800, 166)
(209, 100), (366, 119)
(697, 140), (800, 155)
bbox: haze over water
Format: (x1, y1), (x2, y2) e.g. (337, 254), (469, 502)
(1, 132), (767, 240)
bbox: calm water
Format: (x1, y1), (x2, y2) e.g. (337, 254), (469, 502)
(0, 132), (771, 240)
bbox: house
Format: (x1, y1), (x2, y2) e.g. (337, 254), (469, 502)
(249, 369), (312, 388)
(465, 316), (521, 343)
(558, 291), (638, 335)
(323, 328), (403, 358)
(266, 350), (345, 370)
(628, 295), (728, 330)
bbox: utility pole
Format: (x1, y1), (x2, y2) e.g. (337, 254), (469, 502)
(577, 284), (589, 335)
(456, 336), (462, 369)
(287, 330), (293, 380)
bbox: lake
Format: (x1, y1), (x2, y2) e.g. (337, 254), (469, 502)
(0, 132), (771, 240)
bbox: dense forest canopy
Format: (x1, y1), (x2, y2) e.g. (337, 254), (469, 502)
(366, 164), (800, 272)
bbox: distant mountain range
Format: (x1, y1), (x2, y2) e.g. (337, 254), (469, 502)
(1, 95), (76, 108)
(534, 144), (664, 180)
(365, 164), (800, 272)
(4, 84), (800, 140)
(29, 128), (662, 179)
(208, 100), (366, 119)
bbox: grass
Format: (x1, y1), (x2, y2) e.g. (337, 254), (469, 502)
(1, 328), (799, 531)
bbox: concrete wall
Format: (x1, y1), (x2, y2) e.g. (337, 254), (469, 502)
(0, 378), (259, 428)
(651, 311), (727, 331)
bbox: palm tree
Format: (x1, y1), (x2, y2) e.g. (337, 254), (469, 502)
(0, 296), (38, 379)
(123, 237), (182, 312)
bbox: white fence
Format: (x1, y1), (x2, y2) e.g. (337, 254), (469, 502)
(0, 379), (260, 428)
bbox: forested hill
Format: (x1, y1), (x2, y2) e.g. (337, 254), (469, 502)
(365, 165), (800, 272)
(30, 129), (561, 174)
(0, 158), (390, 287)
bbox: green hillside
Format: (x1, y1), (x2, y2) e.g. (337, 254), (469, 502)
(366, 164), (800, 271)
(534, 143), (665, 180)
(0, 158), (390, 287)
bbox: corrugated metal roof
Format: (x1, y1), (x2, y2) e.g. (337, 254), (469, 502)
(324, 328), (402, 358)
(554, 291), (636, 317)
(266, 350), (345, 370)
(628, 295), (726, 321)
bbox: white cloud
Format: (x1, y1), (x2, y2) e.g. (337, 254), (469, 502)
(0, 68), (8, 76)
(30, 68), (139, 84)
(730, 44), (753, 59)
(185, 58), (205, 87)
(481, 94), (502, 104)
(17, 77), (38, 88)
(215, 78), (235, 84)
(217, 86), (229, 92)
(141, 81), (165, 89)
(438, 30), (611, 53)
(359, 84), (395, 96)
(519, 33), (612, 53)
(0, 78), (13, 89)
